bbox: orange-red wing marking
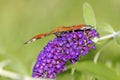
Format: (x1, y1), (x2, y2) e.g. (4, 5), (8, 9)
(24, 24), (92, 44)
(24, 32), (52, 44)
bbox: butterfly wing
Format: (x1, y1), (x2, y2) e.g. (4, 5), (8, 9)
(24, 24), (91, 44)
(24, 32), (52, 44)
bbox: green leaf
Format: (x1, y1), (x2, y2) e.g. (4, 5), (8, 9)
(57, 69), (74, 80)
(97, 22), (115, 34)
(83, 2), (96, 28)
(0, 53), (28, 75)
(68, 61), (119, 80)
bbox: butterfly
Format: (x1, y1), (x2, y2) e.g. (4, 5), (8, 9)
(24, 24), (93, 44)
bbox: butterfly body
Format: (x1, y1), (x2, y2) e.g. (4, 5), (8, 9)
(24, 24), (92, 44)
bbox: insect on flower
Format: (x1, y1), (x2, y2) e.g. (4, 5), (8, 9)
(30, 24), (99, 79)
(24, 24), (93, 44)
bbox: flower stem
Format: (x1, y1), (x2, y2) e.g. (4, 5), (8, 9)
(94, 31), (120, 42)
(93, 31), (120, 64)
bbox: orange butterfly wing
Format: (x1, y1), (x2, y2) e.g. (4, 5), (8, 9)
(24, 24), (91, 44)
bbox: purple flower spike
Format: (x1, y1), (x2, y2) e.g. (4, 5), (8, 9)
(32, 27), (99, 79)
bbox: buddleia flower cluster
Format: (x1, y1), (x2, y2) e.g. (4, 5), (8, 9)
(32, 26), (99, 79)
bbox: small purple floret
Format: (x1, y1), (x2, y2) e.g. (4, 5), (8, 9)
(32, 28), (99, 79)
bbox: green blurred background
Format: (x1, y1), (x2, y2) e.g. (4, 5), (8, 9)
(0, 0), (120, 80)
